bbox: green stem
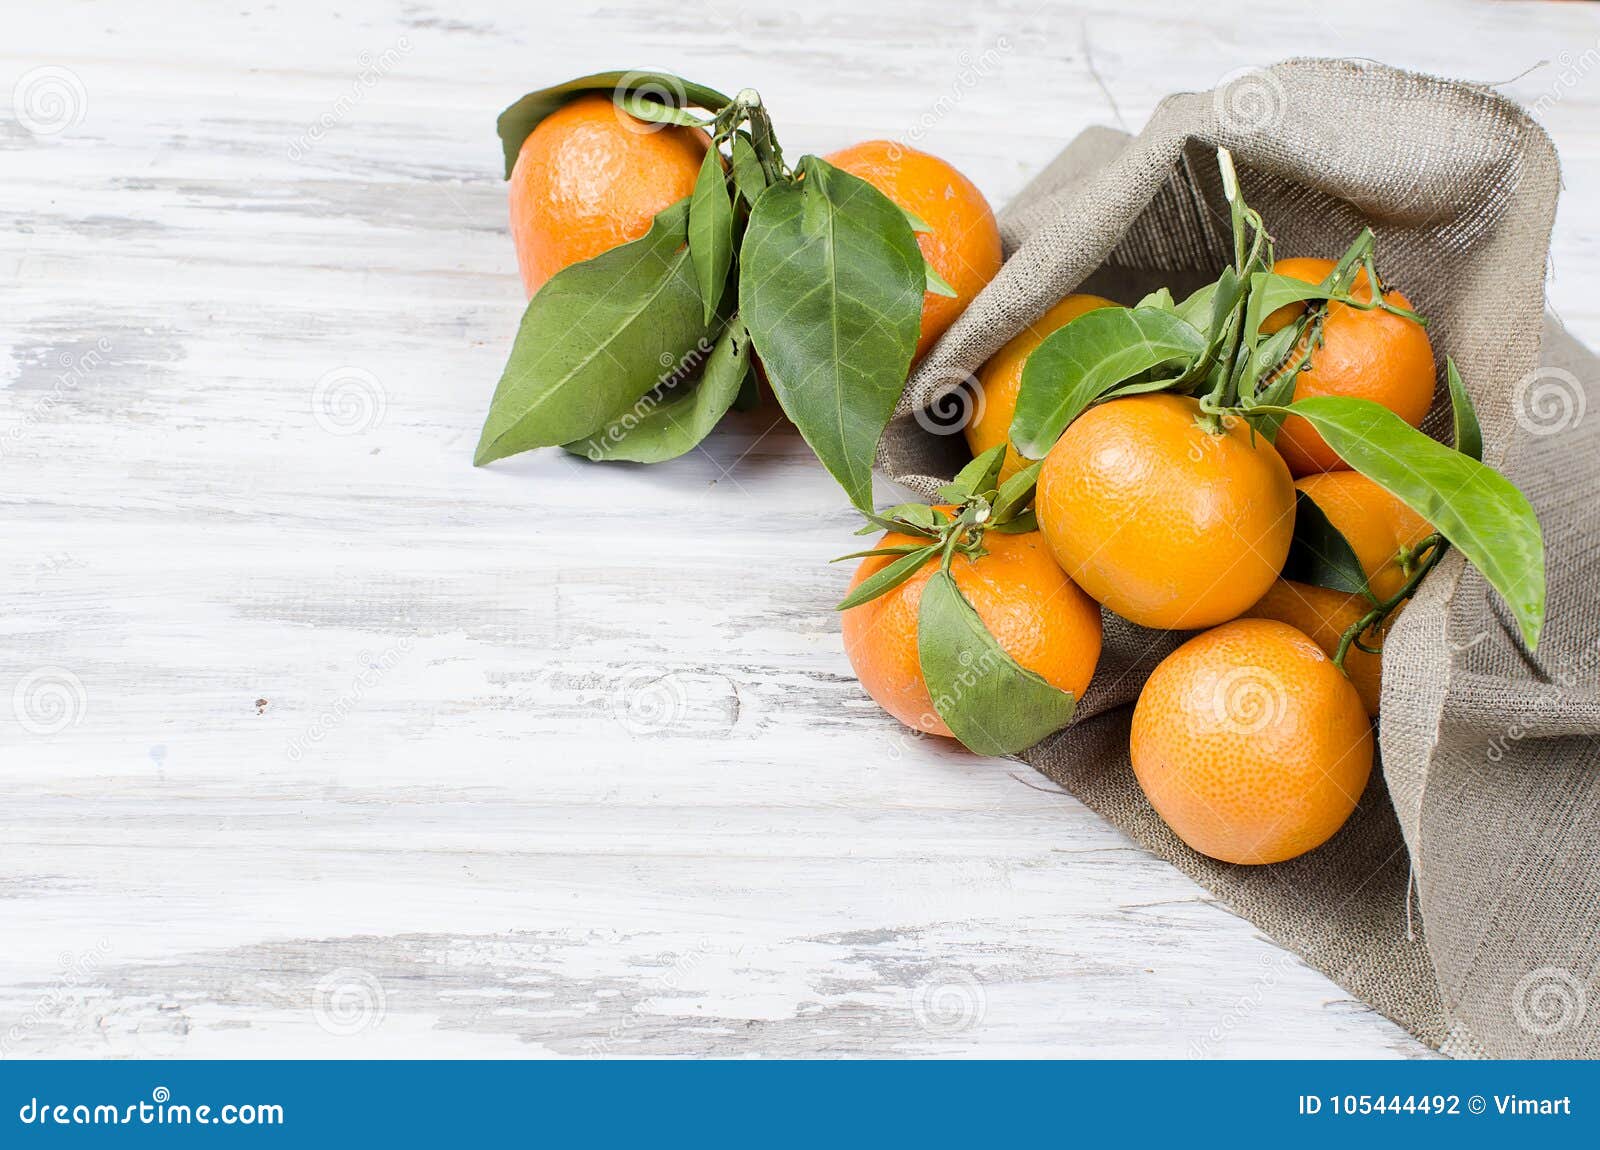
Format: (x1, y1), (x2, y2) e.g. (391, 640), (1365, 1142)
(1332, 534), (1447, 671)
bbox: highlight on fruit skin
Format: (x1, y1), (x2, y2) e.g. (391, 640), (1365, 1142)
(824, 140), (1002, 361)
(508, 92), (711, 297)
(1130, 618), (1374, 866)
(1034, 393), (1297, 631)
(1260, 256), (1436, 477)
(840, 522), (1102, 740)
(963, 294), (1117, 485)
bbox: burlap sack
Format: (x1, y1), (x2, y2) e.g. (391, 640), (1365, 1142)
(880, 59), (1600, 1058)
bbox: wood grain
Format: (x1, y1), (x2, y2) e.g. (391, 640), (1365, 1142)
(3, 0), (1596, 1058)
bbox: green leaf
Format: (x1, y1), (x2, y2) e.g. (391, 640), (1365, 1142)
(829, 543), (931, 563)
(1281, 490), (1372, 597)
(729, 133), (767, 207)
(1242, 272), (1332, 340)
(924, 260), (959, 299)
(991, 459), (1043, 523)
(917, 571), (1077, 754)
(1010, 307), (1208, 459)
(1447, 357), (1483, 462)
(882, 503), (938, 530)
(475, 199), (709, 465)
(988, 509), (1038, 534)
(689, 147), (734, 323)
(898, 204), (933, 234)
(616, 91), (708, 128)
(563, 318), (750, 463)
(1275, 395), (1545, 648)
(1174, 282), (1219, 328)
(732, 365), (761, 412)
(495, 72), (731, 178)
(836, 544), (939, 610)
(1135, 287), (1176, 312)
(939, 444), (1006, 503)
(740, 156), (925, 511)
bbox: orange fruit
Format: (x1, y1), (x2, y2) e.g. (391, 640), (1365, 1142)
(1245, 471), (1433, 716)
(1260, 256), (1436, 476)
(825, 141), (1002, 361)
(1130, 618), (1374, 865)
(508, 93), (711, 297)
(841, 519), (1102, 738)
(963, 294), (1118, 484)
(1034, 394), (1296, 630)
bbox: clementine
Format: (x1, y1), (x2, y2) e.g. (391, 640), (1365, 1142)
(824, 141), (1002, 361)
(1130, 618), (1374, 865)
(1034, 394), (1296, 630)
(508, 93), (710, 297)
(841, 521), (1102, 738)
(1261, 256), (1436, 476)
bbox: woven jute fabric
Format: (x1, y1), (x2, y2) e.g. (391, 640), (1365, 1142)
(879, 59), (1599, 1057)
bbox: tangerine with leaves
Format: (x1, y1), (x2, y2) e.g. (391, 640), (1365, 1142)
(1131, 618), (1374, 865)
(964, 294), (1117, 484)
(509, 93), (711, 297)
(825, 141), (1002, 360)
(841, 516), (1102, 739)
(1034, 393), (1296, 630)
(1262, 257), (1436, 476)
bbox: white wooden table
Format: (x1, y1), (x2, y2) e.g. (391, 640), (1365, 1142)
(4, 0), (1596, 1059)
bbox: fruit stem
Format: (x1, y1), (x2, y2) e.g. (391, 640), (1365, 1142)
(1333, 533), (1448, 672)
